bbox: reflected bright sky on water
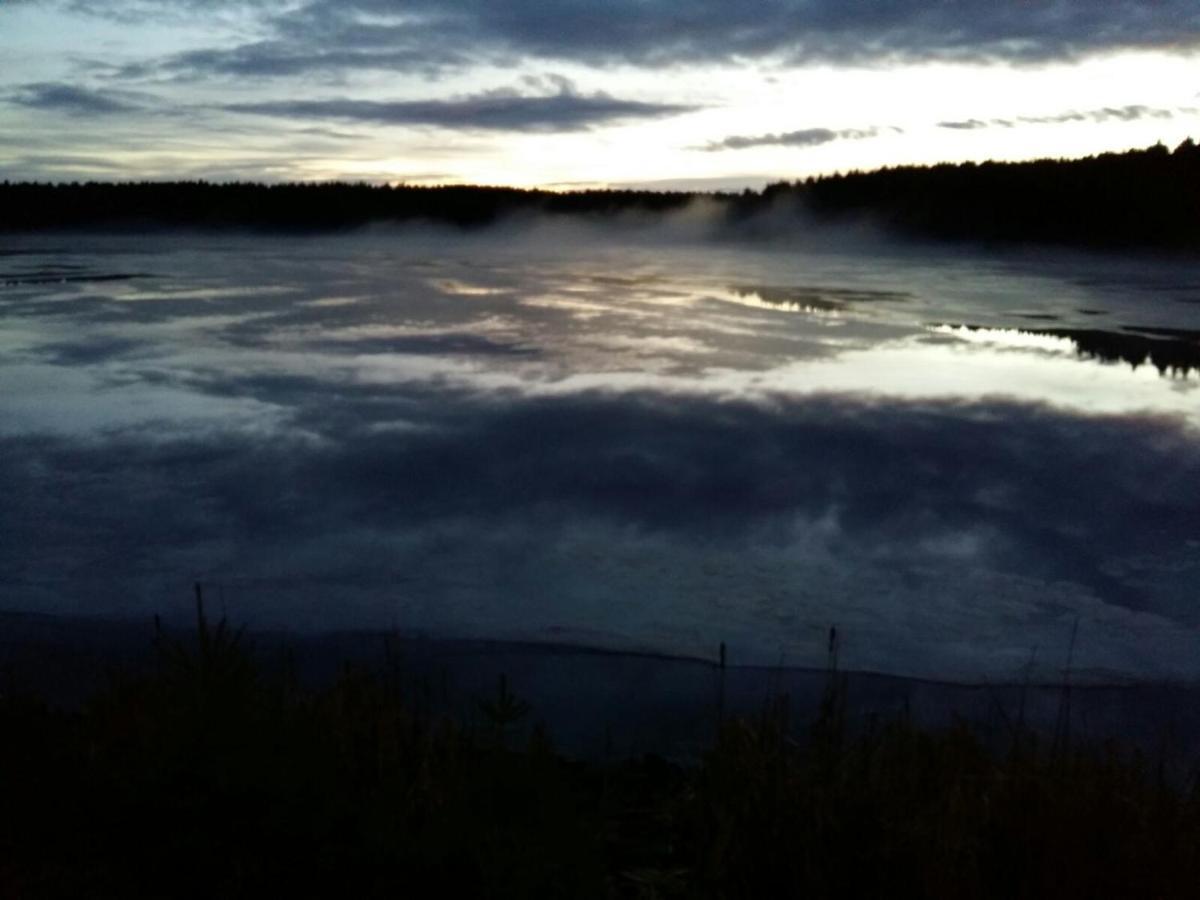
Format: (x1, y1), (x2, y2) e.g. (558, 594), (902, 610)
(2, 226), (1198, 682)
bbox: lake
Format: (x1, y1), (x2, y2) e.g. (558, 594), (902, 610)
(2, 222), (1198, 683)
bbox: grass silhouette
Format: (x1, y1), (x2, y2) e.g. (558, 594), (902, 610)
(2, 609), (1198, 898)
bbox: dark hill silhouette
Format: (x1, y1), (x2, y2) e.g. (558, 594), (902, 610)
(1, 140), (1197, 251)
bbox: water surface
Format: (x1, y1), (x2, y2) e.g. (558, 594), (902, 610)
(2, 226), (1198, 682)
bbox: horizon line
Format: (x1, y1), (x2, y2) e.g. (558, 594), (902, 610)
(4, 138), (1192, 195)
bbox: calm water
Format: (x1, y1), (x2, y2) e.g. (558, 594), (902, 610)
(2, 225), (1198, 682)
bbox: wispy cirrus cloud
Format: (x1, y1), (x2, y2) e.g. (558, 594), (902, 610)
(113, 41), (466, 81)
(938, 118), (991, 131)
(939, 104), (1179, 130)
(8, 82), (143, 115)
(224, 79), (700, 132)
(700, 126), (894, 152)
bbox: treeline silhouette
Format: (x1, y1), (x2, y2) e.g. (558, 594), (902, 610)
(4, 611), (1198, 898)
(950, 324), (1200, 377)
(1, 140), (1197, 251)
(1053, 327), (1200, 376)
(778, 139), (1200, 251)
(0, 182), (696, 231)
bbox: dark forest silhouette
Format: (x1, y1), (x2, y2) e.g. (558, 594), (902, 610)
(1040, 326), (1200, 377)
(1, 140), (1197, 251)
(0, 182), (693, 230)
(944, 324), (1200, 378)
(783, 139), (1200, 252)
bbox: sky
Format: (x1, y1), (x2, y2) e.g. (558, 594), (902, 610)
(1, 1), (1199, 189)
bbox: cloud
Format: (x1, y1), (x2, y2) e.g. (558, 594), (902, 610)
(939, 105), (1178, 131)
(115, 41), (465, 81)
(30, 336), (148, 367)
(701, 126), (890, 152)
(8, 82), (141, 115)
(0, 149), (366, 184)
(224, 80), (699, 132)
(4, 384), (1199, 676)
(1021, 105), (1176, 125)
(297, 332), (540, 358)
(5, 241), (1200, 680)
(937, 118), (990, 131)
(0, 154), (130, 176)
(94, 0), (1200, 81)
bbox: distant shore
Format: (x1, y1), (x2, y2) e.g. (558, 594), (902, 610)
(2, 140), (1197, 253)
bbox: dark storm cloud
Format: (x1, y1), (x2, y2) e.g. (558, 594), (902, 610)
(939, 104), (1178, 130)
(702, 127), (889, 152)
(114, 41), (466, 80)
(298, 333), (540, 358)
(5, 380), (1198, 631)
(223, 82), (699, 131)
(8, 82), (141, 115)
(29, 336), (148, 366)
(257, 388), (1200, 574)
(100, 0), (1200, 82)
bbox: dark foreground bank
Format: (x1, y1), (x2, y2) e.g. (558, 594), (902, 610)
(3, 611), (1200, 899)
(6, 611), (1200, 763)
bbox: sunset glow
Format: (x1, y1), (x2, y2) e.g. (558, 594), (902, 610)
(2, 1), (1197, 186)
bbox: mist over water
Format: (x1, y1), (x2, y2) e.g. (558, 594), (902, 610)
(2, 222), (1198, 683)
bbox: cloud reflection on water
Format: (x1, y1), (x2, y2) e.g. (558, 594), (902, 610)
(1, 231), (1198, 682)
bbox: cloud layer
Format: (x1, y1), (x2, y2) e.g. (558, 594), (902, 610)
(9, 82), (139, 115)
(225, 81), (699, 131)
(7, 0), (1199, 183)
(939, 105), (1180, 130)
(702, 127), (891, 152)
(88, 0), (1200, 77)
(4, 381), (1198, 679)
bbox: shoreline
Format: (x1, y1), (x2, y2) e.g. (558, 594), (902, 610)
(6, 609), (1200, 761)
